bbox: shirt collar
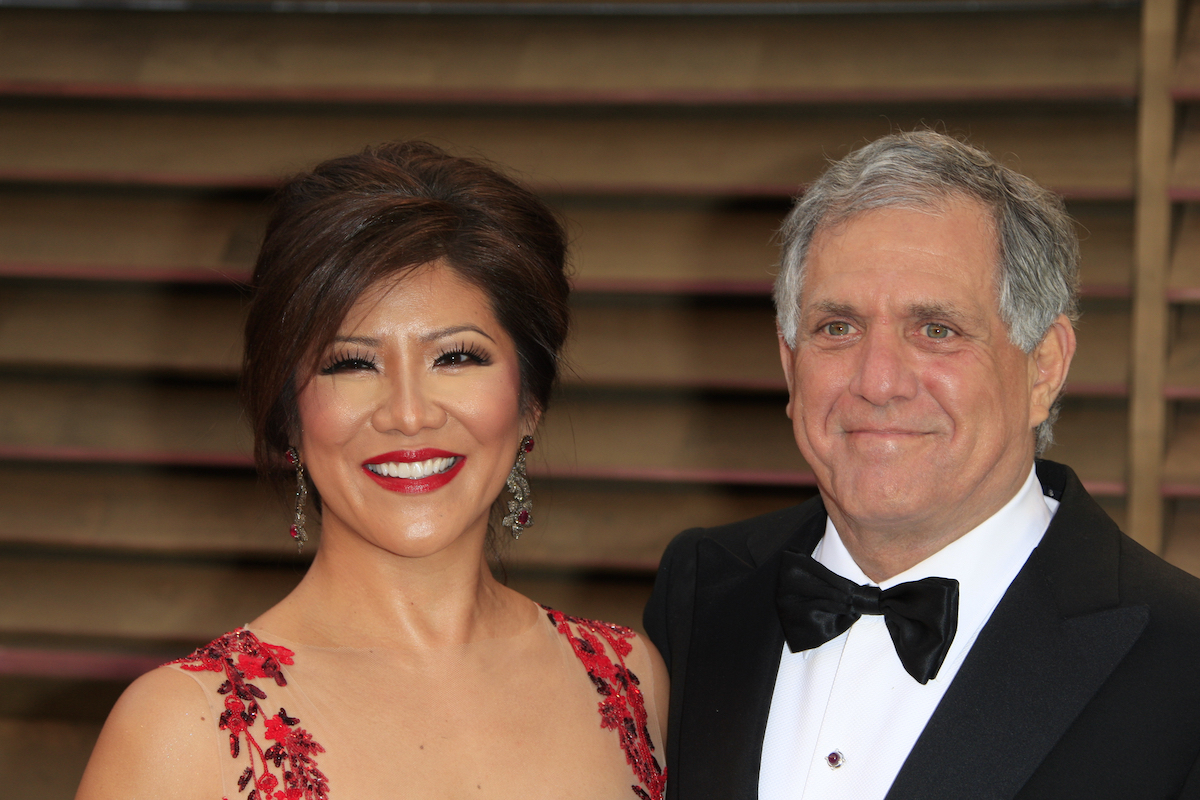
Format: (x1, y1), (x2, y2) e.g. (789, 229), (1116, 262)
(815, 464), (1056, 639)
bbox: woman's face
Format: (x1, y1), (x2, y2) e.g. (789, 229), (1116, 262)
(296, 262), (531, 559)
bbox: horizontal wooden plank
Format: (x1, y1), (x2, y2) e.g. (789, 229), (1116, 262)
(1037, 398), (1126, 492)
(1168, 204), (1200, 301)
(0, 462), (811, 568)
(1067, 298), (1129, 395)
(0, 284), (244, 376)
(0, 284), (789, 387)
(0, 187), (264, 283)
(0, 463), (303, 557)
(0, 284), (1130, 396)
(0, 375), (250, 465)
(1167, 306), (1200, 397)
(0, 717), (100, 800)
(1166, 499), (1200, 579)
(0, 554), (300, 642)
(511, 481), (808, 568)
(569, 297), (783, 389)
(1173, 0), (1200, 101)
(0, 188), (784, 287)
(0, 10), (1138, 103)
(0, 553), (652, 640)
(1161, 403), (1200, 491)
(1073, 202), (1133, 296)
(0, 374), (1126, 490)
(0, 104), (1136, 198)
(1170, 108), (1200, 199)
(0, 189), (1130, 292)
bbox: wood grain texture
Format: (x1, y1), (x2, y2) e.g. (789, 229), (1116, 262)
(1168, 203), (1200, 300)
(1158, 403), (1200, 489)
(0, 375), (1125, 489)
(0, 718), (101, 800)
(1067, 298), (1130, 394)
(1128, 0), (1177, 550)
(0, 188), (264, 282)
(0, 10), (1138, 102)
(0, 462), (808, 568)
(0, 192), (1130, 293)
(0, 284), (245, 376)
(0, 104), (1136, 197)
(0, 554), (652, 641)
(1165, 498), (1200, 577)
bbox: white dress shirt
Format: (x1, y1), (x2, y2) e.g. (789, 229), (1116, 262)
(758, 466), (1058, 800)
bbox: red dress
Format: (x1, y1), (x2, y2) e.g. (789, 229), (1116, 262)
(168, 606), (665, 800)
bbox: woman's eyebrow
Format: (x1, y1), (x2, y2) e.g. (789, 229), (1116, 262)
(420, 325), (497, 344)
(333, 335), (381, 346)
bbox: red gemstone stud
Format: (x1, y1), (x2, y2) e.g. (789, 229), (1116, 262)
(516, 509), (530, 526)
(289, 524), (302, 540)
(522, 437), (535, 453)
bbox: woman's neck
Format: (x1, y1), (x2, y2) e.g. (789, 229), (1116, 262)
(252, 521), (532, 651)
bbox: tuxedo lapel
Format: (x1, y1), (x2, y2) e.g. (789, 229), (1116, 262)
(672, 506), (825, 800)
(885, 465), (1149, 800)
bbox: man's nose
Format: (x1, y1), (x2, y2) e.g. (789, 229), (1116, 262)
(848, 327), (920, 406)
(370, 371), (447, 435)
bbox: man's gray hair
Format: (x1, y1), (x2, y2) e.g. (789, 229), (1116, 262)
(774, 130), (1080, 456)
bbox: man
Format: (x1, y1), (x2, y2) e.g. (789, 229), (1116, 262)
(645, 131), (1200, 799)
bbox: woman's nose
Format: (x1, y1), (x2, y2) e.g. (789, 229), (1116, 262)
(370, 371), (447, 435)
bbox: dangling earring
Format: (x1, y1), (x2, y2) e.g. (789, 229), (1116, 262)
(286, 447), (309, 552)
(501, 436), (535, 540)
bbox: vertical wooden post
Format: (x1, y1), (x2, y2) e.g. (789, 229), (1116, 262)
(1129, 0), (1179, 550)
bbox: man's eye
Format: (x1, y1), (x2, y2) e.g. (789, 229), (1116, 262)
(823, 322), (853, 336)
(924, 323), (952, 339)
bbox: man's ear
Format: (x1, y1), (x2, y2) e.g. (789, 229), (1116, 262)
(1029, 314), (1076, 428)
(779, 332), (798, 420)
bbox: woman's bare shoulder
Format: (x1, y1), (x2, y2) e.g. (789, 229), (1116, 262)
(75, 666), (223, 800)
(625, 631), (670, 739)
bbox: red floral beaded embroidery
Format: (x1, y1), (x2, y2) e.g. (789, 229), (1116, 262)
(542, 606), (666, 800)
(171, 630), (329, 800)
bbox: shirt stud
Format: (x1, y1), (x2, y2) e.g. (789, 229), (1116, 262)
(826, 750), (845, 769)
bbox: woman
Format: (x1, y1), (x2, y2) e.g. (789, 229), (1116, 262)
(76, 142), (667, 800)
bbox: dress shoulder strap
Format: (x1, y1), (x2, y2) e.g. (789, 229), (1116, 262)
(168, 629), (329, 800)
(541, 605), (667, 800)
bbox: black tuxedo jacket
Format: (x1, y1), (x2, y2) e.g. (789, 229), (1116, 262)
(645, 461), (1200, 799)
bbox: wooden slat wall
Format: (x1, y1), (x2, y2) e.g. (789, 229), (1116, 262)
(0, 0), (1161, 794)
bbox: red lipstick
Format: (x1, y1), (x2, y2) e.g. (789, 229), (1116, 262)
(362, 449), (465, 494)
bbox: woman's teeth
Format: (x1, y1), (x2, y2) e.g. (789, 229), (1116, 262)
(366, 457), (458, 479)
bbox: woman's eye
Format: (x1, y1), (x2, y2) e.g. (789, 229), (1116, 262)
(319, 352), (377, 374)
(823, 321), (854, 336)
(923, 323), (952, 339)
(434, 343), (491, 368)
(435, 351), (475, 367)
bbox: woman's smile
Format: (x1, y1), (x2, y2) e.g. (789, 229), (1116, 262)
(362, 449), (466, 493)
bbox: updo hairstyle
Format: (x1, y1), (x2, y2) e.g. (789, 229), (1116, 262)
(242, 141), (571, 498)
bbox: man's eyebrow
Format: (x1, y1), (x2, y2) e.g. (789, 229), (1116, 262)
(805, 301), (858, 319)
(907, 302), (977, 325)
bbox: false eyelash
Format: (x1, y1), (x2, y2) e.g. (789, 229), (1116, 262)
(319, 347), (378, 374)
(437, 340), (492, 366)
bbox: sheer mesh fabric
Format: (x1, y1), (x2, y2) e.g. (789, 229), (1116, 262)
(168, 604), (664, 800)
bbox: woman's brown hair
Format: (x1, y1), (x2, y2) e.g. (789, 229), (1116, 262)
(242, 141), (570, 497)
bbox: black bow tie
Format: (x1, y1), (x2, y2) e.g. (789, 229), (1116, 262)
(776, 550), (960, 685)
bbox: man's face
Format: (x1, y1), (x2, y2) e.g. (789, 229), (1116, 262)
(780, 198), (1073, 550)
